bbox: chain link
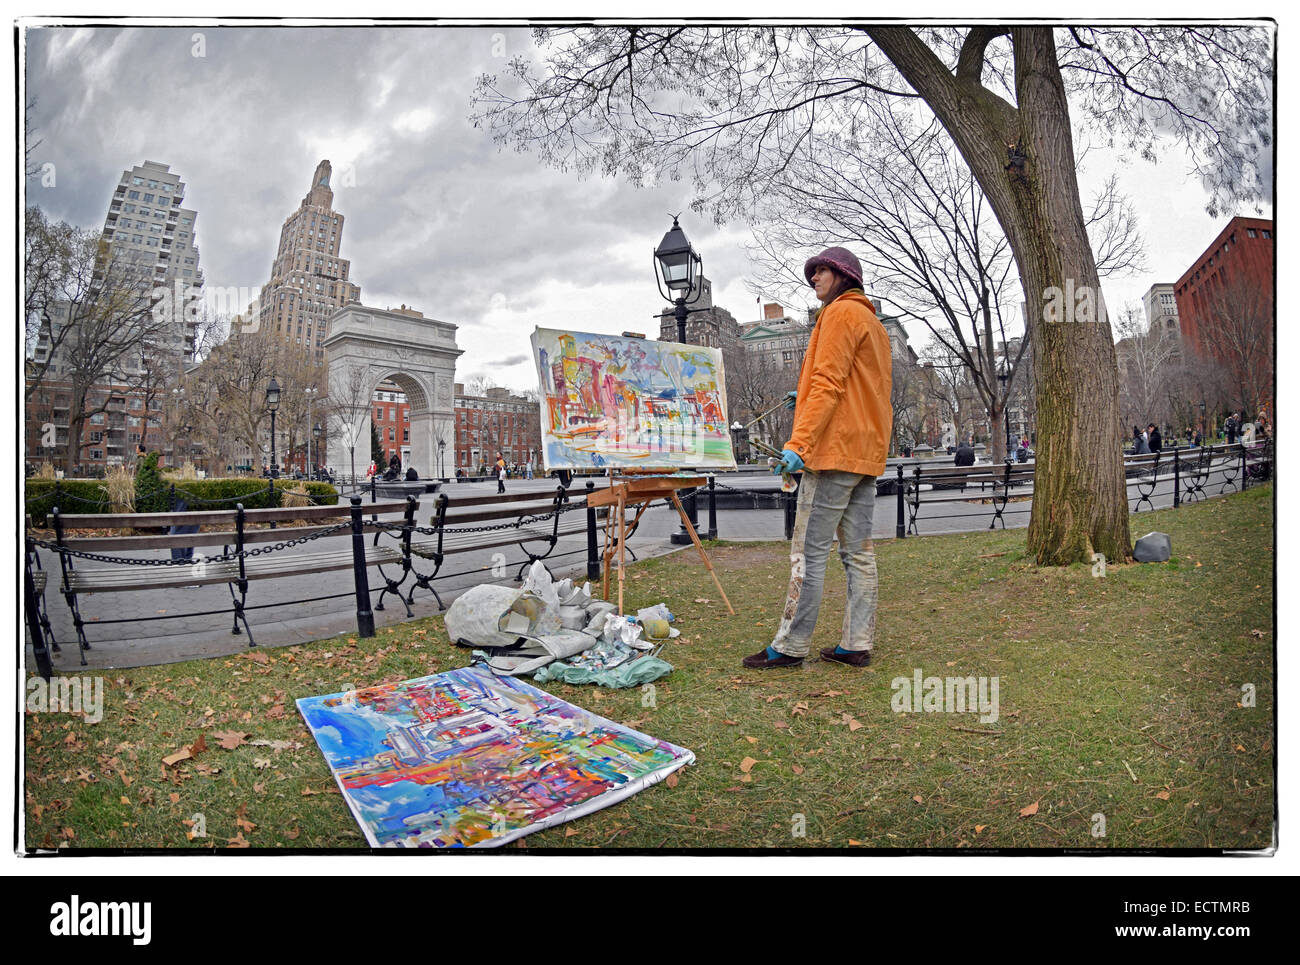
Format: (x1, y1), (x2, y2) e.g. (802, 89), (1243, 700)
(28, 518), (355, 567)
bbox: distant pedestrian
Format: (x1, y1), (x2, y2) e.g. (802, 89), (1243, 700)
(1225, 412), (1239, 444)
(495, 453), (507, 494)
(1147, 423), (1162, 453)
(1132, 426), (1149, 455)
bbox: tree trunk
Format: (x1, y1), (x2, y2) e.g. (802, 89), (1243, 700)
(868, 26), (1132, 564)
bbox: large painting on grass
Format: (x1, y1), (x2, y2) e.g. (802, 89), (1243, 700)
(297, 667), (694, 848)
(531, 327), (736, 471)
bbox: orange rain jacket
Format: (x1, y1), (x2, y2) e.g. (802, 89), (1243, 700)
(783, 290), (893, 477)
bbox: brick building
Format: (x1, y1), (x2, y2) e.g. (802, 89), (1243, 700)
(1173, 216), (1274, 360)
(453, 385), (541, 475)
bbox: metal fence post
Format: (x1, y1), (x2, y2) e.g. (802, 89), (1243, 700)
(585, 480), (601, 581)
(350, 495), (375, 637)
(895, 464), (906, 539)
(706, 475), (718, 540)
(1173, 449), (1181, 506)
(1240, 442), (1248, 490)
(25, 558), (53, 682)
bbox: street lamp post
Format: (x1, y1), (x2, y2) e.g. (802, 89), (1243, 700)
(438, 438), (446, 480)
(266, 376), (281, 478)
(304, 386), (318, 478)
(654, 216), (706, 545)
(996, 361), (1012, 460)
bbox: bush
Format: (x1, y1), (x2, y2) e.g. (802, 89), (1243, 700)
(24, 477), (339, 524)
(134, 452), (170, 514)
(25, 480), (111, 526)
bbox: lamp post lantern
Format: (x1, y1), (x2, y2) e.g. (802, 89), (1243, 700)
(266, 376), (281, 478)
(654, 216), (706, 545)
(438, 438), (446, 480)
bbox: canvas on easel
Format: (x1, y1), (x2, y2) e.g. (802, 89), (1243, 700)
(530, 327), (737, 472)
(530, 327), (736, 615)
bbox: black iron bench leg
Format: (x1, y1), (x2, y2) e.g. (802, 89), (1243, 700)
(36, 595), (60, 653)
(61, 589), (91, 665)
(375, 563), (414, 618)
(405, 561), (445, 611)
(228, 580), (256, 646)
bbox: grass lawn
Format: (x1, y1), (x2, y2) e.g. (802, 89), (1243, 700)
(24, 484), (1274, 852)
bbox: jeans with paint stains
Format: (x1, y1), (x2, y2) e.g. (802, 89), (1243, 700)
(770, 469), (878, 658)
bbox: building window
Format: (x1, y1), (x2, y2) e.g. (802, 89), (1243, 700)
(1248, 229), (1257, 238)
(1263, 229), (1272, 239)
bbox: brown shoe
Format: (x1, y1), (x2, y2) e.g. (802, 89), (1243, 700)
(820, 647), (871, 667)
(742, 647), (804, 669)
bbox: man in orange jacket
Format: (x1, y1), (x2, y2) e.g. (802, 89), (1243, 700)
(743, 247), (893, 669)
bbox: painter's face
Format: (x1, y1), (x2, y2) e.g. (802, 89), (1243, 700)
(811, 264), (837, 303)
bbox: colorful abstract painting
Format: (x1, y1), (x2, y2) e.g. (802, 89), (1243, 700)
(297, 667), (694, 848)
(531, 327), (736, 471)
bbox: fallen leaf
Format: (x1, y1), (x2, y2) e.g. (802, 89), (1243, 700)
(739, 757), (758, 773)
(1155, 790), (1171, 801)
(739, 773), (753, 783)
(745, 736), (759, 745)
(212, 730), (250, 750)
(565, 827), (579, 837)
(285, 827), (300, 840)
(226, 831), (251, 849)
(162, 747), (193, 767)
(912, 794), (923, 804)
(235, 804), (256, 833)
(974, 825), (987, 834)
(791, 764), (805, 775)
(119, 796), (130, 805)
(168, 792), (180, 804)
(774, 721), (789, 729)
(266, 705), (286, 720)
(1018, 801), (1040, 818)
(791, 701), (809, 717)
(665, 772), (679, 788)
(190, 734), (207, 755)
(847, 718), (863, 732)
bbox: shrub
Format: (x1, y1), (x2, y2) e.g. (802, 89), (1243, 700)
(134, 452), (170, 514)
(25, 477), (339, 523)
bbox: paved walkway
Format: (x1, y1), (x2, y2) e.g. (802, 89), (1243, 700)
(28, 454), (1253, 670)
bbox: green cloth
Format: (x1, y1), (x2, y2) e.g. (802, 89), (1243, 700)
(533, 656), (674, 689)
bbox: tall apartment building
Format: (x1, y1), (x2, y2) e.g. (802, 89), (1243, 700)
(32, 159), (203, 375)
(1142, 283), (1181, 342)
(240, 159), (362, 361)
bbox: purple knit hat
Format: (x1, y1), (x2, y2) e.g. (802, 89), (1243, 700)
(803, 246), (863, 288)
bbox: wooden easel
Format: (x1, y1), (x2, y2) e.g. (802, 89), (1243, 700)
(586, 471), (735, 617)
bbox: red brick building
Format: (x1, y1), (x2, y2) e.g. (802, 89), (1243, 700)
(453, 385), (541, 476)
(1173, 216), (1274, 360)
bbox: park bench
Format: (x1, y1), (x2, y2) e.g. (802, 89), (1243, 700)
(902, 461), (1035, 534)
(401, 483), (619, 610)
(32, 497), (416, 664)
(1128, 451), (1162, 512)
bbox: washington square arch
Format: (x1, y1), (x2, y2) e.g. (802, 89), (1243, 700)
(323, 303), (462, 481)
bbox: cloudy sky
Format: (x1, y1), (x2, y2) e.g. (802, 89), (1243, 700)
(23, 23), (1273, 394)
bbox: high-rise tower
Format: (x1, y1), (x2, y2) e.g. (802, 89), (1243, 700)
(243, 160), (361, 361)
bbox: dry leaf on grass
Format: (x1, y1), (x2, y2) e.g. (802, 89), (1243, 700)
(1018, 801), (1040, 818)
(211, 730), (249, 750)
(791, 764), (805, 775)
(665, 772), (679, 788)
(161, 747), (192, 768)
(739, 757), (758, 773)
